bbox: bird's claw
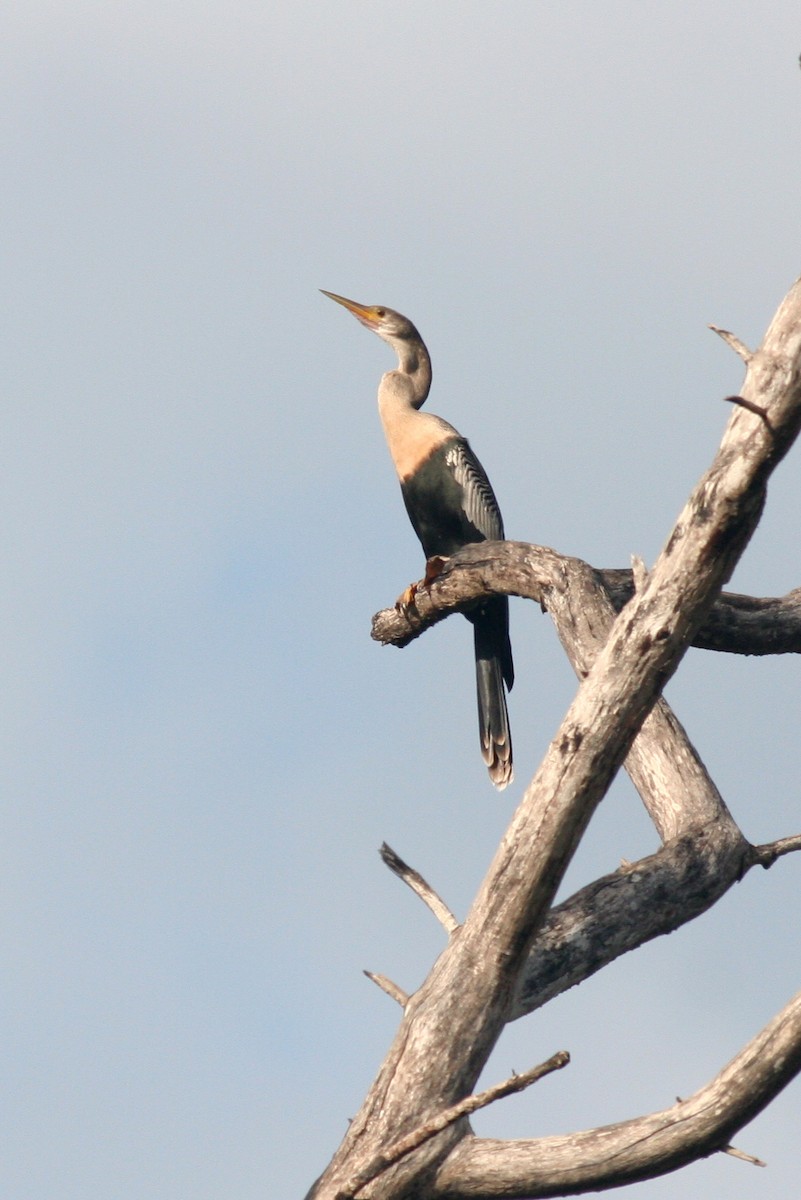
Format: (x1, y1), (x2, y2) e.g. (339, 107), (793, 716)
(395, 582), (419, 615)
(423, 555), (448, 585)
(395, 558), (449, 616)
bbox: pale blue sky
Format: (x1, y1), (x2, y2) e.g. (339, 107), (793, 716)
(2, 3), (801, 1197)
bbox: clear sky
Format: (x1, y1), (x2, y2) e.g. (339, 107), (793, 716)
(2, 3), (801, 1197)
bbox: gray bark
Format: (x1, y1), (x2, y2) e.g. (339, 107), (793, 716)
(433, 989), (801, 1197)
(372, 546), (801, 658)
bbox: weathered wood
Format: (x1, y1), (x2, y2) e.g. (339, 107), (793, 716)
(379, 843), (459, 935)
(371, 545), (801, 658)
(335, 1054), (570, 1200)
(432, 988), (801, 1198)
(600, 570), (801, 655)
(510, 819), (749, 1019)
(308, 276), (801, 1200)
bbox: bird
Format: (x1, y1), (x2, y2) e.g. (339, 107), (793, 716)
(322, 290), (513, 789)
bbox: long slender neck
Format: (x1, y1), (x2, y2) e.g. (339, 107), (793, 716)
(393, 337), (432, 410)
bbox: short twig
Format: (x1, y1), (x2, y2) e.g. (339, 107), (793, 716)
(363, 971), (409, 1007)
(722, 1143), (767, 1167)
(722, 394), (774, 433)
(630, 555), (648, 593)
(380, 843), (459, 934)
(709, 324), (752, 362)
(751, 832), (801, 868)
(337, 1051), (570, 1199)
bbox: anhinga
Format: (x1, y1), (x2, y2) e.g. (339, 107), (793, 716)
(322, 290), (513, 789)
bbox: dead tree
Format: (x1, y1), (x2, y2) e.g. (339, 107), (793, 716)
(305, 276), (801, 1199)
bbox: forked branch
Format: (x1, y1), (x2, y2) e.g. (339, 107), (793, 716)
(336, 1053), (570, 1200)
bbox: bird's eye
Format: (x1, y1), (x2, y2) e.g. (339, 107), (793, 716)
(376, 308), (386, 317)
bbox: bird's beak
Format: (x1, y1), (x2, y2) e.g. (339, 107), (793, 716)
(320, 289), (380, 330)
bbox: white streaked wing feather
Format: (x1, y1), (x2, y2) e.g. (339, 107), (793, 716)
(445, 441), (505, 541)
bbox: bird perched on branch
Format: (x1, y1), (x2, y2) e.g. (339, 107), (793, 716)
(322, 290), (513, 789)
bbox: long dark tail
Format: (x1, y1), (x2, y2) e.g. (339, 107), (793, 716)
(472, 598), (514, 789)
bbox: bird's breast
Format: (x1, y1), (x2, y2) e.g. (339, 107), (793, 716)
(378, 402), (458, 483)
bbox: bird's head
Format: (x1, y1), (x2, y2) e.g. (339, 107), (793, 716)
(320, 290), (420, 347)
(322, 289), (432, 405)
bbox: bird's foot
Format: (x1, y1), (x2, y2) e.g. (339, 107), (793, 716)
(395, 558), (448, 616)
(395, 582), (419, 615)
(423, 555), (448, 586)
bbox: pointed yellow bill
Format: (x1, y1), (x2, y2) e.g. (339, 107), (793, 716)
(320, 289), (382, 329)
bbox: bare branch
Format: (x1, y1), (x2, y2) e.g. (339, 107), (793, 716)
(721, 1144), (766, 1168)
(432, 989), (801, 1198)
(722, 394), (774, 431)
(709, 323), (752, 361)
(599, 571), (801, 655)
(336, 1054), (570, 1200)
(523, 552), (738, 842)
(380, 843), (459, 935)
(450, 1052), (570, 1117)
(511, 820), (749, 1019)
(630, 553), (648, 592)
(364, 971), (409, 1007)
(372, 546), (801, 657)
(750, 831), (801, 867)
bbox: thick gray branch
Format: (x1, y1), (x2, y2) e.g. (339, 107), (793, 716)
(511, 819), (750, 1019)
(371, 546), (801, 658)
(511, 822), (801, 1022)
(433, 989), (801, 1198)
(599, 570), (801, 654)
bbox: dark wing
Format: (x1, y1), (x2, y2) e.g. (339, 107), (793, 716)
(445, 440), (505, 542)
